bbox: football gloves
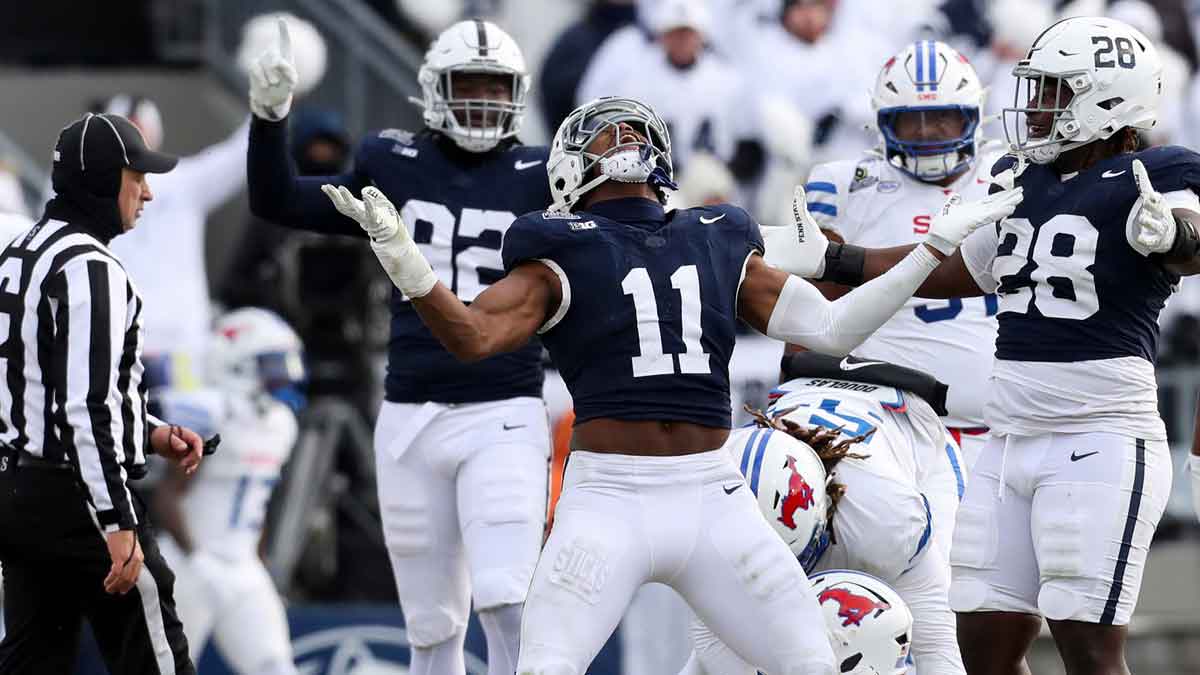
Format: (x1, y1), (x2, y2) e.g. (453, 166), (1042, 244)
(760, 185), (831, 278)
(1127, 158), (1177, 256)
(322, 185), (438, 299)
(248, 17), (298, 121)
(925, 187), (1024, 257)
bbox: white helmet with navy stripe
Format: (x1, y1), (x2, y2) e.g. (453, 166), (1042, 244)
(871, 40), (984, 182)
(1002, 16), (1162, 164)
(413, 19), (529, 153)
(813, 569), (914, 675)
(724, 426), (830, 571)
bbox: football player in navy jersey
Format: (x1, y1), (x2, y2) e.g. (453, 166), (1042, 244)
(245, 18), (553, 675)
(785, 17), (1200, 675)
(323, 95), (1020, 675)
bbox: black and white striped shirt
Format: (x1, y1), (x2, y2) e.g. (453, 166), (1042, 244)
(0, 215), (155, 532)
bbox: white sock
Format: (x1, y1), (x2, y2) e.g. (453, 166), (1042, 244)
(479, 603), (525, 675)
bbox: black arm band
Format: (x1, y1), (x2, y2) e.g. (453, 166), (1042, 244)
(780, 352), (950, 416)
(1165, 216), (1200, 263)
(817, 242), (867, 286)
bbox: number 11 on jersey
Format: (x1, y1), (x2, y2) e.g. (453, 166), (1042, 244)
(622, 265), (712, 378)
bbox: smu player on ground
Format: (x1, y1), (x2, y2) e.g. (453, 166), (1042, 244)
(152, 309), (304, 675)
(785, 17), (1200, 675)
(803, 40), (1002, 468)
(323, 94), (1020, 674)
(683, 354), (965, 675)
(246, 18), (552, 675)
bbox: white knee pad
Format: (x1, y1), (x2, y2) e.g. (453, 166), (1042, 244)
(947, 502), (995, 613)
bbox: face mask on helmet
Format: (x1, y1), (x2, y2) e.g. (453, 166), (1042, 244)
(414, 20), (530, 153)
(1001, 17), (1162, 165)
(548, 97), (677, 212)
(878, 106), (979, 181)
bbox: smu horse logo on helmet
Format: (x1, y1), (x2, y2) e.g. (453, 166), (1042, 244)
(818, 583), (892, 627)
(777, 455), (815, 530)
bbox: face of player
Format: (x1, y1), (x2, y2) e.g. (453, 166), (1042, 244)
(1025, 76), (1074, 140)
(448, 71), (513, 129)
(892, 109), (967, 144)
(661, 27), (703, 68)
(117, 168), (152, 232)
(584, 120), (650, 158)
(783, 0), (834, 44)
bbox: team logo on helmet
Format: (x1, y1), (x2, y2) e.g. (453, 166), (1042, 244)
(777, 455), (816, 530)
(818, 583), (893, 627)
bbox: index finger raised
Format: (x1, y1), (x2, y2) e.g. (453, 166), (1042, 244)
(1131, 159), (1155, 198)
(277, 16), (292, 61)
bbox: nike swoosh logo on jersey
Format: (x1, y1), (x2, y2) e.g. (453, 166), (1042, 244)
(839, 357), (886, 371)
(699, 214), (726, 224)
(723, 483), (743, 495)
(1070, 450), (1099, 462)
(514, 160), (543, 171)
(1101, 170), (1126, 178)
(503, 423), (527, 431)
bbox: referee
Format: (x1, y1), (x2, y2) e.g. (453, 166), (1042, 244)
(0, 113), (207, 674)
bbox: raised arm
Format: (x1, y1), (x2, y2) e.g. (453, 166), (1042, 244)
(747, 186), (1019, 354)
(324, 185), (558, 361)
(245, 17), (366, 236)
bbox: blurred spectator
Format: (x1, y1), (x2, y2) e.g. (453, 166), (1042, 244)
(0, 164), (33, 243)
(539, 0), (638, 135)
(1106, 0), (1192, 145)
(577, 0), (764, 184)
(670, 151), (737, 207)
(95, 94), (250, 391)
(973, 0), (1055, 139)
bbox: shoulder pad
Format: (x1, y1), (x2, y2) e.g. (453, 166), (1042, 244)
(376, 128), (417, 145)
(501, 211), (580, 273)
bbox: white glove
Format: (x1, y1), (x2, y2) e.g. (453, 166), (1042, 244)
(322, 185), (438, 298)
(248, 17), (298, 121)
(760, 185), (830, 278)
(926, 187), (1024, 257)
(1127, 159), (1176, 256)
(1190, 454), (1200, 524)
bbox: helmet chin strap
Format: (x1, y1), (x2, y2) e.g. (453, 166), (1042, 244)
(599, 147), (656, 183)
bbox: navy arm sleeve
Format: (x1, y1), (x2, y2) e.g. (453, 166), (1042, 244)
(247, 116), (369, 237)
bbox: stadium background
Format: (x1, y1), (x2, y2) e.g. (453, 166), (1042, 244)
(0, 0), (1197, 673)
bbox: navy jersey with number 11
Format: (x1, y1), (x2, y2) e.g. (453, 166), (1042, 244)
(502, 198), (763, 429)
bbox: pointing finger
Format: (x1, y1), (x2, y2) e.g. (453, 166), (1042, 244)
(1131, 159), (1155, 198)
(277, 16), (292, 63)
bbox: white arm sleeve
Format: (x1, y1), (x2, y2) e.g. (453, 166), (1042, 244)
(960, 225), (999, 293)
(175, 117), (251, 214)
(764, 245), (940, 355)
(891, 546), (967, 675)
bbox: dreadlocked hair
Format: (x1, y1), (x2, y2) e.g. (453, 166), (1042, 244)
(744, 405), (872, 544)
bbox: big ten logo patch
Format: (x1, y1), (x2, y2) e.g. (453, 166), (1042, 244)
(913, 215), (931, 235)
(550, 538), (609, 604)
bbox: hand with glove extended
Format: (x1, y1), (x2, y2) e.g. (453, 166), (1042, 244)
(1127, 159), (1177, 256)
(924, 187), (1023, 258)
(248, 17), (298, 121)
(322, 185), (439, 298)
(760, 185), (831, 278)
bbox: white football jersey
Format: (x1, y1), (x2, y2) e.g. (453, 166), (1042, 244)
(576, 26), (751, 169)
(805, 145), (1006, 428)
(157, 388), (297, 559)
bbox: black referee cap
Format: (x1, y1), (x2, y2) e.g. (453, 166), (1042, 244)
(53, 113), (177, 176)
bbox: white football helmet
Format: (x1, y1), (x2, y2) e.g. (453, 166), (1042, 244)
(207, 308), (306, 405)
(725, 426), (830, 572)
(1002, 16), (1162, 164)
(547, 96), (676, 212)
(871, 40), (984, 182)
(413, 20), (529, 153)
(812, 569), (913, 675)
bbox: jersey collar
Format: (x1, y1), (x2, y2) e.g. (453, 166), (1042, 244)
(583, 197), (666, 223)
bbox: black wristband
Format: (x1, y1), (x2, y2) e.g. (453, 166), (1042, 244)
(1165, 216), (1200, 263)
(818, 242), (867, 286)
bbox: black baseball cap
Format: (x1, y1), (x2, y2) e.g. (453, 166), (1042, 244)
(53, 113), (177, 176)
